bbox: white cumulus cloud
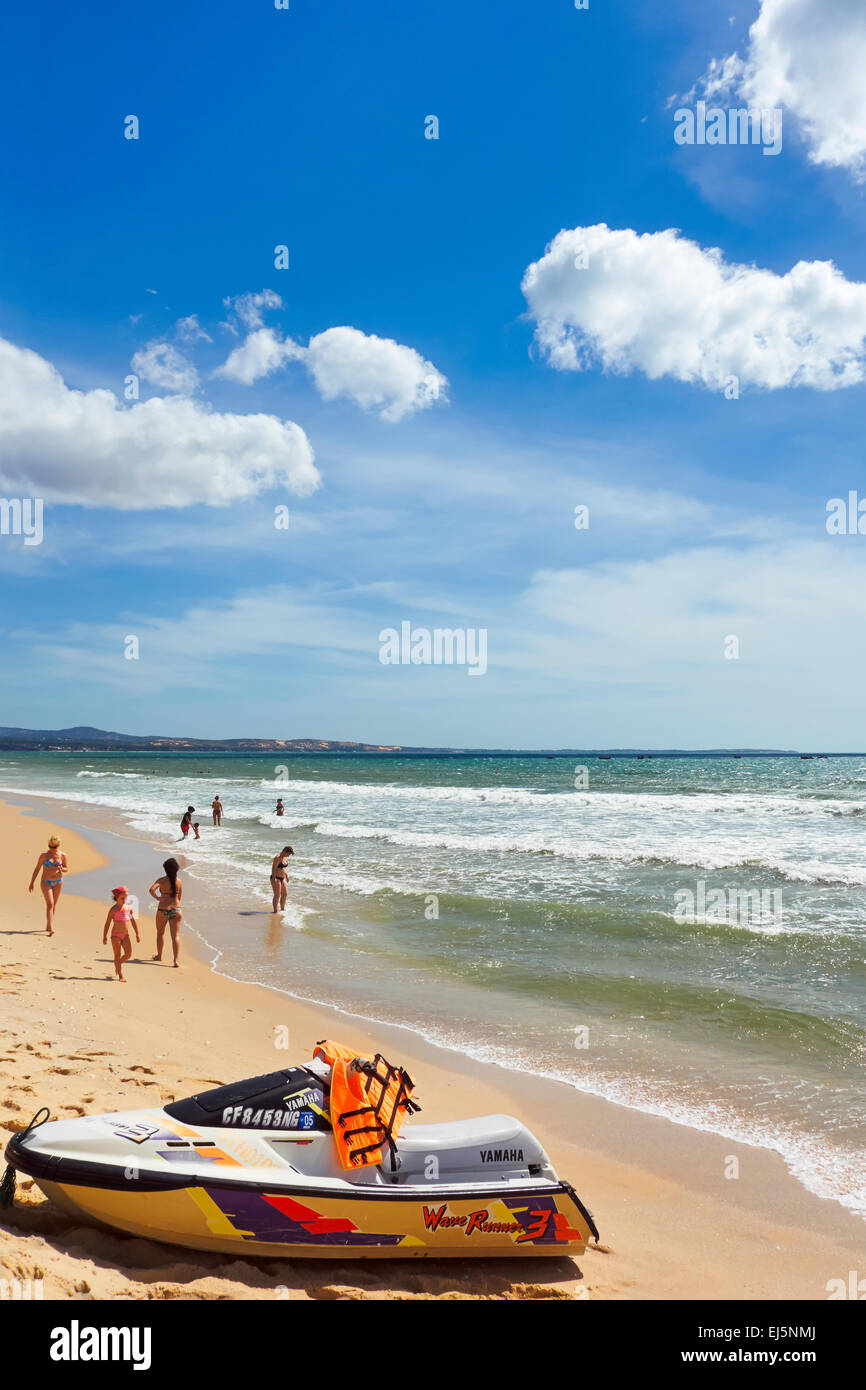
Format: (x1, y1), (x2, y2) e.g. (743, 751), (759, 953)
(215, 327), (304, 386)
(304, 326), (448, 421)
(215, 314), (448, 421)
(693, 0), (866, 177)
(131, 341), (199, 394)
(0, 335), (319, 509)
(522, 223), (866, 391)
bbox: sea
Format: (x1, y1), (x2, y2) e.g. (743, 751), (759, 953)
(2, 749), (865, 1217)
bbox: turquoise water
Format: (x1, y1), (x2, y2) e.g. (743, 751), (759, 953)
(3, 749), (865, 1215)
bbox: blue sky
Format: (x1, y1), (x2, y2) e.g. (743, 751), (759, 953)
(2, 0), (866, 748)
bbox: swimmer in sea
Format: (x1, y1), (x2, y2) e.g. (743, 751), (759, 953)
(270, 845), (294, 912)
(102, 886), (140, 982)
(275, 798), (285, 817)
(149, 858), (183, 967)
(28, 835), (68, 936)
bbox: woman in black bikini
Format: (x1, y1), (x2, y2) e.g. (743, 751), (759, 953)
(149, 857), (183, 967)
(270, 846), (294, 912)
(28, 834), (68, 935)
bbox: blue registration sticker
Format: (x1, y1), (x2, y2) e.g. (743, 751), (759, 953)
(297, 1112), (315, 1130)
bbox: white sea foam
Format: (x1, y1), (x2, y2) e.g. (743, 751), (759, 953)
(4, 772), (866, 887)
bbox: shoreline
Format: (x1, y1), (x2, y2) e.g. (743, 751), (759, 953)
(4, 785), (864, 1225)
(1, 792), (865, 1299)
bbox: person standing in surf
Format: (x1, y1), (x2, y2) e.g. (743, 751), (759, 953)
(270, 846), (294, 912)
(179, 806), (195, 839)
(28, 834), (68, 936)
(149, 858), (183, 967)
(211, 796), (223, 826)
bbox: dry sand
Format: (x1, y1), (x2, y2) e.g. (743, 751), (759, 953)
(1, 796), (864, 1300)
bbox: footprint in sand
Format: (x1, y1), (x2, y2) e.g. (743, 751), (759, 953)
(126, 1065), (155, 1075)
(48, 1067), (75, 1076)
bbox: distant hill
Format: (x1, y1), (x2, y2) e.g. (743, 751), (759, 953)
(0, 727), (836, 756)
(0, 726), (406, 753)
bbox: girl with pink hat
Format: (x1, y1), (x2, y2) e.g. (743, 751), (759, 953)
(102, 887), (140, 983)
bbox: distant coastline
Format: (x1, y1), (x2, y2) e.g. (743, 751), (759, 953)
(0, 725), (853, 756)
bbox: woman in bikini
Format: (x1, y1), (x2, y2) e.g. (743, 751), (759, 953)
(270, 845), (294, 912)
(28, 835), (68, 935)
(102, 886), (140, 982)
(149, 858), (183, 967)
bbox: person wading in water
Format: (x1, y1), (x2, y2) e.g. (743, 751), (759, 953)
(270, 846), (294, 912)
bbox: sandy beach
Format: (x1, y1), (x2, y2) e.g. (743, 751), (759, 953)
(1, 794), (864, 1301)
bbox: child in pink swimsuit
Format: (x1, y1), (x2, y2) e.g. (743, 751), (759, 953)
(102, 886), (140, 982)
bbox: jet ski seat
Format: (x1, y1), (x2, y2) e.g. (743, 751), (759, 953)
(393, 1114), (550, 1180)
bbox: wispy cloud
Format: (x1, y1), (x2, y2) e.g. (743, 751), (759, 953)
(131, 340), (199, 394)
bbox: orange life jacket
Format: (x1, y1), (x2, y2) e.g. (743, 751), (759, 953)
(313, 1040), (420, 1171)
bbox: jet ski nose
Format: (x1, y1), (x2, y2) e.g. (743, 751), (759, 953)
(5, 1109), (169, 1179)
(16, 1116), (98, 1155)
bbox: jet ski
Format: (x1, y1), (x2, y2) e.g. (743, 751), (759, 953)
(3, 1040), (598, 1259)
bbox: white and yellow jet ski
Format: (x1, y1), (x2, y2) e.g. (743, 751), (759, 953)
(2, 1040), (598, 1259)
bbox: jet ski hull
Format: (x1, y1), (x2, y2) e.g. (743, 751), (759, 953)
(32, 1172), (594, 1258)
